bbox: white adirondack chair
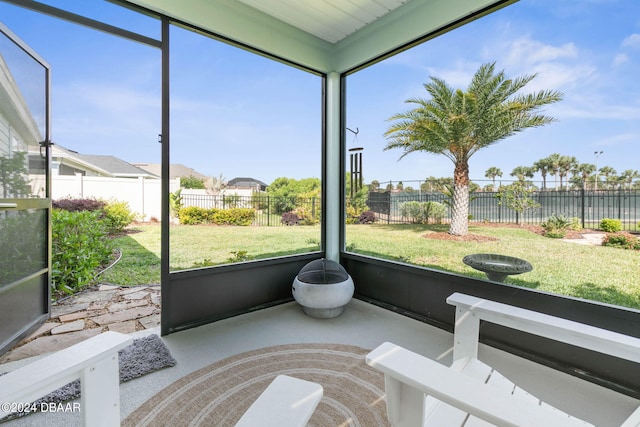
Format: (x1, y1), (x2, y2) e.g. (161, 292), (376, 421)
(367, 292), (640, 427)
(0, 331), (133, 426)
(235, 375), (323, 427)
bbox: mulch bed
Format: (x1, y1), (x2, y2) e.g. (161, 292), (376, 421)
(421, 222), (595, 242)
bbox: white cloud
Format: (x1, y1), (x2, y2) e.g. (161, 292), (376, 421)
(503, 37), (578, 67)
(612, 53), (629, 67)
(621, 33), (640, 48)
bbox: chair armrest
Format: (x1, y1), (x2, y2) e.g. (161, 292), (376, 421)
(447, 292), (640, 363)
(366, 342), (593, 427)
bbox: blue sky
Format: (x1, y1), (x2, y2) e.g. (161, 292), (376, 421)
(1, 0), (639, 186)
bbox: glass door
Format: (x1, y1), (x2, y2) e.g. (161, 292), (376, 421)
(0, 21), (51, 355)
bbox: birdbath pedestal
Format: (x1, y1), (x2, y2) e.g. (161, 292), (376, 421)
(463, 254), (532, 282)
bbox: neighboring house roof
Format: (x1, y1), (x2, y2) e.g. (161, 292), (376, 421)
(133, 163), (207, 180)
(77, 154), (157, 178)
(227, 177), (268, 190)
(42, 145), (158, 178)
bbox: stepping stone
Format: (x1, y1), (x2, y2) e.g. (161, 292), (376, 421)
(51, 302), (90, 318)
(0, 329), (102, 364)
(51, 320), (85, 335)
(108, 320), (137, 334)
(92, 306), (156, 326)
(59, 311), (89, 322)
(108, 299), (147, 313)
(26, 322), (58, 340)
(139, 314), (160, 329)
(123, 291), (150, 301)
(150, 293), (161, 306)
(88, 301), (109, 311)
(120, 286), (148, 295)
(99, 284), (120, 291)
(72, 290), (118, 304)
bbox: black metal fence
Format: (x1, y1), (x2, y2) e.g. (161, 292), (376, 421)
(181, 190), (640, 231)
(368, 189), (640, 232)
(181, 193), (320, 226)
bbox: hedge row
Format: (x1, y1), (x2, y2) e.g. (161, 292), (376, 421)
(178, 206), (255, 226)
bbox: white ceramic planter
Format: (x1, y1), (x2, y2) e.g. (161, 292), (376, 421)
(292, 276), (354, 318)
(292, 259), (354, 319)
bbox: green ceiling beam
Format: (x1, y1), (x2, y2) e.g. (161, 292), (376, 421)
(125, 0), (334, 72)
(332, 0), (515, 73)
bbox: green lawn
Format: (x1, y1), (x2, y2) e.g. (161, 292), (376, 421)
(100, 223), (640, 310)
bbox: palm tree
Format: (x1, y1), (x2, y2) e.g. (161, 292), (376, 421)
(598, 166), (617, 190)
(571, 162), (596, 190)
(510, 166), (535, 182)
(484, 166), (503, 189)
(533, 157), (552, 190)
(546, 153), (561, 191)
(557, 155), (577, 190)
(384, 62), (562, 235)
(620, 169), (640, 190)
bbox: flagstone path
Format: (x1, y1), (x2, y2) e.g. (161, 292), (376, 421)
(0, 284), (161, 365)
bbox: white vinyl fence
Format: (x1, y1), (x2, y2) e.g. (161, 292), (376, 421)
(49, 173), (180, 221)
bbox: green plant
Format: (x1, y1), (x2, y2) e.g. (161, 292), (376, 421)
(180, 175), (205, 189)
(541, 214), (572, 238)
(102, 200), (136, 234)
(400, 201), (423, 223)
(213, 208), (255, 225)
(569, 217), (582, 231)
(600, 218), (622, 233)
(178, 206), (254, 226)
(602, 233), (640, 250)
(227, 250), (252, 263)
(191, 258), (216, 268)
(496, 181), (540, 224)
(169, 189), (183, 218)
(51, 209), (113, 295)
(385, 62), (562, 235)
(292, 206), (318, 225)
(400, 201), (446, 224)
(178, 206), (213, 224)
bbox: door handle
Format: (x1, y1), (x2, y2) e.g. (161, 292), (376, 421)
(0, 203), (18, 209)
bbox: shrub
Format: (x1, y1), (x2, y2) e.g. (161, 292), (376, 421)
(400, 201), (446, 224)
(291, 206), (318, 225)
(178, 206), (254, 225)
(400, 201), (423, 223)
(52, 209), (113, 295)
(212, 208), (255, 226)
(102, 200), (136, 234)
(53, 198), (105, 212)
(281, 211), (299, 226)
(358, 211), (376, 224)
(424, 201), (446, 224)
(600, 218), (622, 233)
(602, 233), (640, 250)
(541, 214), (572, 238)
(569, 217), (582, 231)
(178, 206), (216, 224)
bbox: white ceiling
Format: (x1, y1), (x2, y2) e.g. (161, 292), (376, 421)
(128, 0), (509, 73)
(235, 0), (408, 43)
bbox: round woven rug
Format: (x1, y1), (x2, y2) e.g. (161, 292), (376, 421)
(123, 343), (390, 427)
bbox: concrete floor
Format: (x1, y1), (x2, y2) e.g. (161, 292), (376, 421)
(3, 299), (639, 426)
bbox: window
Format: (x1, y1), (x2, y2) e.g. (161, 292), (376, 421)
(169, 24), (322, 270)
(345, 0), (640, 310)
